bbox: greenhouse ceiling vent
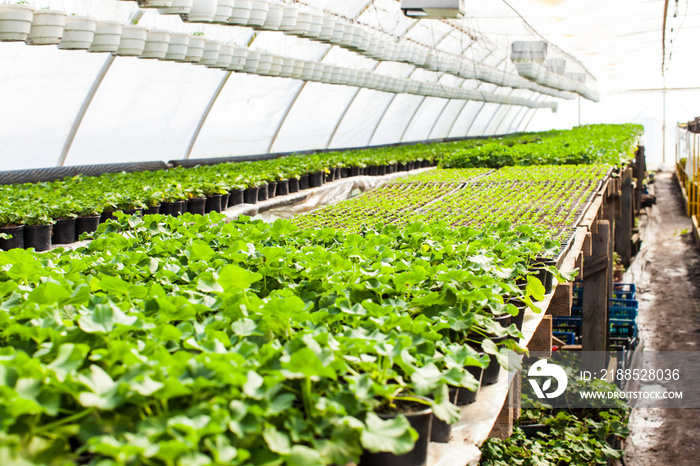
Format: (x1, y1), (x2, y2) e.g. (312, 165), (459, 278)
(401, 0), (466, 19)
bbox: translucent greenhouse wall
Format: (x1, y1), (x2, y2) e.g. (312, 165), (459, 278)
(0, 0), (576, 172)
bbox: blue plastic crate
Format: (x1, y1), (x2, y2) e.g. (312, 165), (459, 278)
(609, 306), (638, 320)
(613, 283), (636, 300)
(553, 316), (582, 325)
(609, 298), (638, 309)
(553, 331), (576, 345)
(610, 319), (637, 338)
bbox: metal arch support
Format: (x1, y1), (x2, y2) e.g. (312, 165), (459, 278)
(57, 10), (144, 167)
(266, 0), (376, 154)
(184, 72), (233, 160)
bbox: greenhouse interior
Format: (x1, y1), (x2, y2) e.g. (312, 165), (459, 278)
(1, 0), (700, 465)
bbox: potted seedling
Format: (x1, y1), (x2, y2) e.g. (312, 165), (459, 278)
(185, 32), (206, 62)
(23, 206), (54, 251)
(26, 8), (66, 45)
(49, 200), (79, 245)
(75, 203), (102, 239)
(0, 207), (24, 250)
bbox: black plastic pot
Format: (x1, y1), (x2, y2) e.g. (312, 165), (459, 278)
(334, 167), (341, 180)
(277, 180), (289, 196)
(122, 208), (142, 216)
(457, 366), (483, 405)
(258, 184), (269, 201)
(288, 178), (299, 193)
(531, 258), (556, 294)
(144, 205), (161, 215)
(100, 210), (116, 223)
(52, 218), (76, 245)
(186, 198), (206, 215)
(75, 216), (100, 239)
(309, 171), (324, 188)
(24, 224), (52, 251)
(398, 162), (409, 172)
(482, 336), (507, 386)
(325, 170), (334, 183)
(340, 167), (349, 178)
(299, 174), (310, 190)
(379, 165), (388, 176)
(229, 189), (245, 207)
(244, 187), (259, 204)
(430, 389), (458, 443)
(267, 182), (278, 198)
(221, 194), (230, 210)
(368, 166), (378, 176)
(205, 194), (222, 214)
(520, 424), (551, 437)
(359, 407), (433, 466)
(161, 201), (185, 217)
(508, 299), (527, 332)
(350, 166), (361, 177)
(0, 225), (24, 250)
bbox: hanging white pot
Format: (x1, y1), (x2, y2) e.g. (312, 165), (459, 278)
(163, 33), (190, 61)
(57, 15), (96, 50)
(311, 63), (324, 82)
(228, 46), (248, 71)
(159, 0), (194, 15)
(357, 33), (371, 53)
(0, 4), (35, 42)
(290, 59), (304, 79)
(209, 43), (233, 68)
(261, 2), (283, 30)
(89, 21), (122, 53)
(339, 23), (354, 49)
(279, 57), (294, 78)
(228, 0), (252, 26)
(329, 66), (343, 85)
(26, 10), (65, 46)
(286, 10), (310, 36)
(329, 22), (345, 45)
(305, 12), (323, 39)
(115, 25), (148, 56)
(185, 0), (217, 22)
(350, 26), (363, 50)
(300, 61), (314, 81)
(256, 52), (273, 75)
(247, 0), (269, 28)
(318, 16), (335, 42)
(242, 49), (260, 73)
(269, 55), (283, 75)
(137, 0), (173, 8)
(199, 39), (220, 66)
(140, 29), (171, 59)
(185, 35), (205, 62)
(277, 4), (298, 32)
(320, 65), (334, 84)
(212, 0), (234, 23)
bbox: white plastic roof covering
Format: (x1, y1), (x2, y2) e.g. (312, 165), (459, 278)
(1, 0), (696, 170)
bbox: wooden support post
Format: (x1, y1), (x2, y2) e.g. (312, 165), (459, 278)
(582, 220), (611, 371)
(488, 372), (520, 439)
(547, 283), (573, 316)
(527, 315), (553, 356)
(634, 146), (645, 213)
(615, 169), (634, 267)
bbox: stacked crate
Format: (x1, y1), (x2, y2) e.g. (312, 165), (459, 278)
(552, 283), (638, 350)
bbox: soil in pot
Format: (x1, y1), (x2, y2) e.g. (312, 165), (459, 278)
(75, 216), (100, 239)
(457, 366), (483, 405)
(0, 225), (24, 251)
(299, 174), (310, 190)
(205, 194), (222, 214)
(229, 189), (245, 206)
(277, 180), (289, 196)
(161, 201), (185, 217)
(309, 171), (324, 188)
(187, 198), (206, 215)
(244, 187), (259, 204)
(258, 184), (269, 201)
(359, 405), (433, 466)
(144, 205), (161, 215)
(267, 182), (278, 198)
(24, 224), (52, 252)
(52, 218), (76, 245)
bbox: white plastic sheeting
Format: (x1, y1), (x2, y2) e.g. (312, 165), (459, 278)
(2, 0), (694, 170)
